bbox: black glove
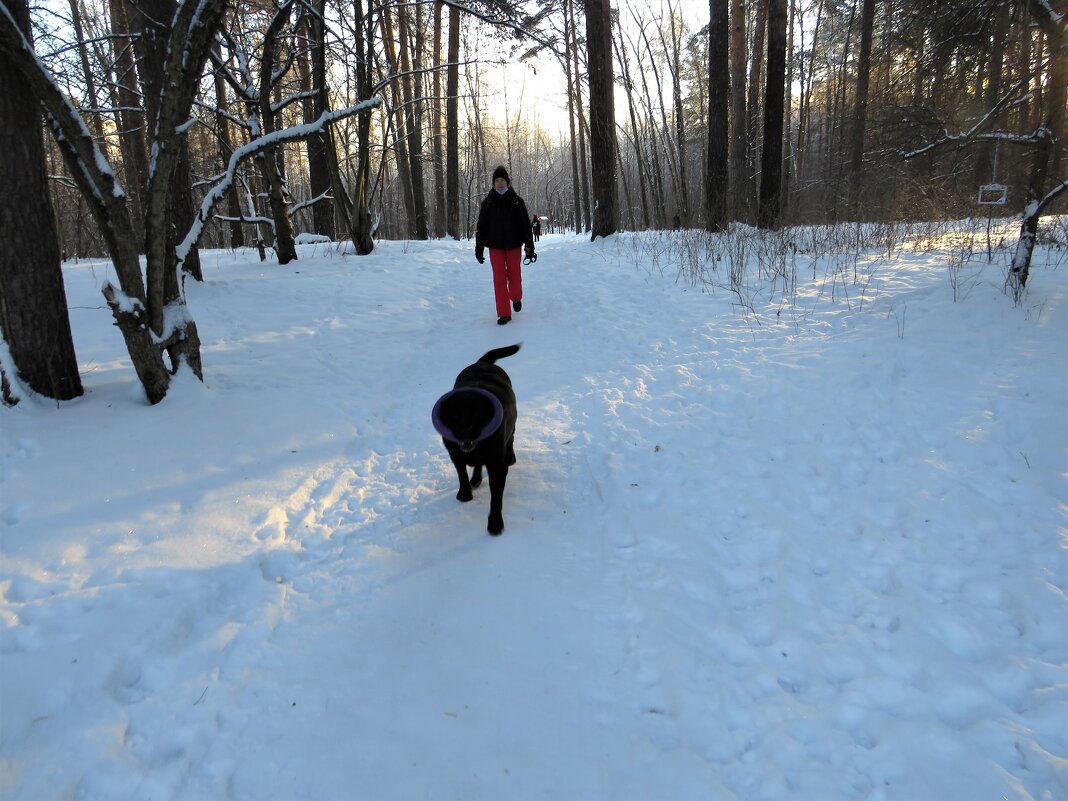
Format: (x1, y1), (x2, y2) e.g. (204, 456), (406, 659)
(524, 244), (537, 263)
(475, 247), (485, 264)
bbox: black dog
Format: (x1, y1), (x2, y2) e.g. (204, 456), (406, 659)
(432, 344), (520, 535)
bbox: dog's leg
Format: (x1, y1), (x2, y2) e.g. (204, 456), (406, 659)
(506, 435), (516, 466)
(452, 456), (474, 502)
(486, 465), (508, 535)
(470, 463), (483, 488)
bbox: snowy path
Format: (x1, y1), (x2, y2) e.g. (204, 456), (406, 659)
(2, 231), (1066, 800)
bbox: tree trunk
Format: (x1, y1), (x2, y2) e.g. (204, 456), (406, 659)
(0, 0), (83, 402)
(107, 0), (148, 247)
(847, 0), (876, 218)
(615, 24), (651, 227)
(130, 0), (202, 281)
(746, 0), (768, 221)
(974, 1), (1009, 189)
(0, 0), (172, 402)
(303, 0), (335, 239)
(348, 0), (375, 254)
(380, 5), (418, 238)
(705, 0), (730, 230)
(445, 2), (460, 239)
(563, 0), (583, 231)
(431, 0), (446, 237)
(398, 4), (429, 239)
(729, 0), (747, 221)
(665, 7), (691, 223)
(256, 2), (298, 264)
(213, 46), (244, 248)
(1009, 1), (1067, 298)
(584, 0), (618, 239)
(757, 0), (787, 228)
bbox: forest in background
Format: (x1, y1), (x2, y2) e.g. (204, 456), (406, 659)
(0, 0), (1065, 405)
(16, 0), (1068, 251)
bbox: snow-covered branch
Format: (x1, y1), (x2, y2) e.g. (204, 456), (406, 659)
(178, 97), (382, 263)
(901, 127), (1049, 160)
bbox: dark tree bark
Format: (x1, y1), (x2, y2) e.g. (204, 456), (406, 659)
(129, 0), (202, 280)
(257, 2), (299, 264)
(350, 0), (376, 253)
(445, 2), (460, 239)
(107, 0), (148, 248)
(746, 0), (768, 220)
(304, 0), (335, 239)
(0, 0), (83, 402)
(1009, 0), (1067, 298)
(705, 0), (730, 230)
(398, 4), (429, 239)
(380, 5), (418, 238)
(757, 0), (788, 228)
(563, 0), (583, 231)
(431, 0), (447, 237)
(213, 45), (244, 248)
(665, 9), (691, 223)
(584, 0), (618, 239)
(729, 0), (747, 220)
(847, 0), (876, 217)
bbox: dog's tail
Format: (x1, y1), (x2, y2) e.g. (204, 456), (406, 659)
(477, 343), (521, 364)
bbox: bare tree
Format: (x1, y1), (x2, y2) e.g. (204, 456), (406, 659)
(0, 0), (82, 403)
(584, 0), (617, 239)
(847, 0), (876, 217)
(757, 0), (787, 228)
(705, 0), (730, 230)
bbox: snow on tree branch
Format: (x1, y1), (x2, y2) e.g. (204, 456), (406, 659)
(177, 97), (382, 264)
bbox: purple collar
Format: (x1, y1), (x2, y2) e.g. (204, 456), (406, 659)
(432, 387), (504, 443)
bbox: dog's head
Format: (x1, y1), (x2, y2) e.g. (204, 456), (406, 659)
(432, 388), (503, 452)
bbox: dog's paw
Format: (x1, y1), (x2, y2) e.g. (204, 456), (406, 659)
(487, 514), (504, 535)
(456, 487), (473, 502)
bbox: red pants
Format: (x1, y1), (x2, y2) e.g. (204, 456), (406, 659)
(488, 248), (523, 318)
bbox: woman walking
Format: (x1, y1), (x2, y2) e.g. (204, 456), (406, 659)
(475, 166), (536, 325)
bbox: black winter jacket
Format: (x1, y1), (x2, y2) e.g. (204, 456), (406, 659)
(475, 188), (535, 252)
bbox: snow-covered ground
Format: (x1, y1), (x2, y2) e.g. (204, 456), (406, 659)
(2, 222), (1066, 801)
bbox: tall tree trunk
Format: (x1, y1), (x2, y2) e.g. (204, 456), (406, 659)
(350, 0), (375, 253)
(757, 0), (787, 228)
(398, 4), (429, 239)
(380, 5), (418, 238)
(584, 0), (618, 239)
(68, 0), (104, 141)
(130, 0), (203, 280)
(729, 0), (747, 221)
(445, 2), (460, 239)
(431, 0), (446, 237)
(0, 0), (178, 402)
(974, 1), (1010, 189)
(107, 0), (148, 248)
(304, 0), (335, 239)
(0, 0), (83, 403)
(847, 0), (876, 218)
(665, 6), (691, 222)
(746, 0), (769, 221)
(706, 0), (730, 230)
(256, 2), (298, 264)
(213, 46), (244, 248)
(1009, 0), (1068, 298)
(563, 0), (583, 232)
(615, 24), (651, 227)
